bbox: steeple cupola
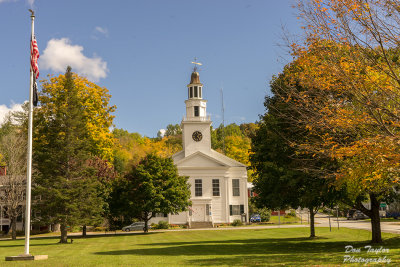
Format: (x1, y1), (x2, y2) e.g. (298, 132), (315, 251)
(185, 71), (208, 120)
(188, 72), (203, 99)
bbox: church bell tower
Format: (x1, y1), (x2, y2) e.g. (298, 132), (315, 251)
(181, 70), (212, 157)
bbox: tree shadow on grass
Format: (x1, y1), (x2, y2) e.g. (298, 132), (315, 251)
(0, 232), (161, 248)
(93, 238), (367, 256)
(93, 236), (400, 266)
(138, 236), (327, 246)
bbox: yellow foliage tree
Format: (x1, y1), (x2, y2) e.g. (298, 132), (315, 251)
(38, 72), (116, 161)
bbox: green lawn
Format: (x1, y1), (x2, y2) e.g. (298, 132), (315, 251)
(0, 228), (399, 266)
(268, 215), (301, 224)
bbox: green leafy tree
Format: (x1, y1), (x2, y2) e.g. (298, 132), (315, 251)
(250, 70), (343, 238)
(109, 154), (191, 232)
(164, 124), (182, 137)
(33, 67), (113, 243)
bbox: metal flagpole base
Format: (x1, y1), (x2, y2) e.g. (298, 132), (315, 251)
(5, 254), (48, 261)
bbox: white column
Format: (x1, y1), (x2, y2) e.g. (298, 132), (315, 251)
(225, 177), (230, 223)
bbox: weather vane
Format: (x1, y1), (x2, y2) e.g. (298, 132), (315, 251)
(191, 57), (202, 72)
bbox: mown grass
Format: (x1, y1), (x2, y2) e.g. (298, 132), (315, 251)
(0, 227), (399, 266)
(268, 215), (301, 224)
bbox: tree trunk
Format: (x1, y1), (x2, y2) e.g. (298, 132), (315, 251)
(60, 224), (68, 243)
(11, 217), (17, 240)
(309, 206), (316, 238)
(82, 225), (87, 237)
(144, 219), (149, 233)
(370, 194), (382, 244)
(143, 212), (152, 233)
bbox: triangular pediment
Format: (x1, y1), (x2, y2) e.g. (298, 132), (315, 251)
(174, 151), (228, 167)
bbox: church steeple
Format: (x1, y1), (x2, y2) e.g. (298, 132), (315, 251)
(182, 69), (212, 157)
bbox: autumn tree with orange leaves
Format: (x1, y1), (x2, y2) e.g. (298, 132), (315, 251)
(279, 0), (400, 243)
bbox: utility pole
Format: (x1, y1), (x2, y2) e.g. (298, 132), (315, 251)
(221, 87), (225, 153)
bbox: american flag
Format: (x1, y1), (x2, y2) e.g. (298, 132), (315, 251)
(30, 35), (39, 79)
(30, 35), (39, 106)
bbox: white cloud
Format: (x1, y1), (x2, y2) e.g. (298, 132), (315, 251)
(91, 26), (109, 40)
(158, 129), (166, 137)
(95, 26), (108, 36)
(0, 103), (23, 125)
(40, 38), (108, 81)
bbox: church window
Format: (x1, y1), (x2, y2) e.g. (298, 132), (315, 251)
(190, 87), (193, 98)
(212, 179), (220, 196)
(195, 179), (202, 196)
(232, 179), (240, 196)
(199, 87), (202, 98)
(194, 106), (199, 117)
(230, 205), (244, 215)
(194, 86), (198, 97)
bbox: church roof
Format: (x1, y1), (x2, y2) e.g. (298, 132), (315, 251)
(190, 71), (201, 84)
(172, 149), (247, 168)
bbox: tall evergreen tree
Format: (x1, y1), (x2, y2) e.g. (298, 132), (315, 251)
(33, 67), (106, 243)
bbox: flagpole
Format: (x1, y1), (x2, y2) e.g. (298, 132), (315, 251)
(24, 11), (35, 256)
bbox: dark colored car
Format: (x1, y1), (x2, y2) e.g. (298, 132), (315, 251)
(347, 209), (368, 220)
(122, 222), (149, 232)
(353, 211), (368, 220)
(250, 214), (261, 222)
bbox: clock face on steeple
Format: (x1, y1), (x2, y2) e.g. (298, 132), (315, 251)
(192, 131), (203, 142)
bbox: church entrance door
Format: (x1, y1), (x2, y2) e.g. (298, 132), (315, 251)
(192, 205), (205, 221)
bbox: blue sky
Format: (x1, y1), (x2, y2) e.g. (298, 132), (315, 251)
(0, 0), (301, 137)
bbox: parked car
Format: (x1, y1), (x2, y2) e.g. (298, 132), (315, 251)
(353, 210), (368, 220)
(386, 211), (400, 219)
(250, 214), (261, 223)
(347, 209), (368, 220)
(122, 222), (149, 232)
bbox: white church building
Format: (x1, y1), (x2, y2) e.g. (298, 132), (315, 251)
(152, 70), (249, 227)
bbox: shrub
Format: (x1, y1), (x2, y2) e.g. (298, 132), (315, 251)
(232, 219), (243, 226)
(153, 220), (169, 229)
(180, 224), (189, 229)
(259, 209), (271, 222)
(288, 209), (296, 217)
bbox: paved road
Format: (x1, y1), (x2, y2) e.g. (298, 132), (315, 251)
(313, 213), (400, 234)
